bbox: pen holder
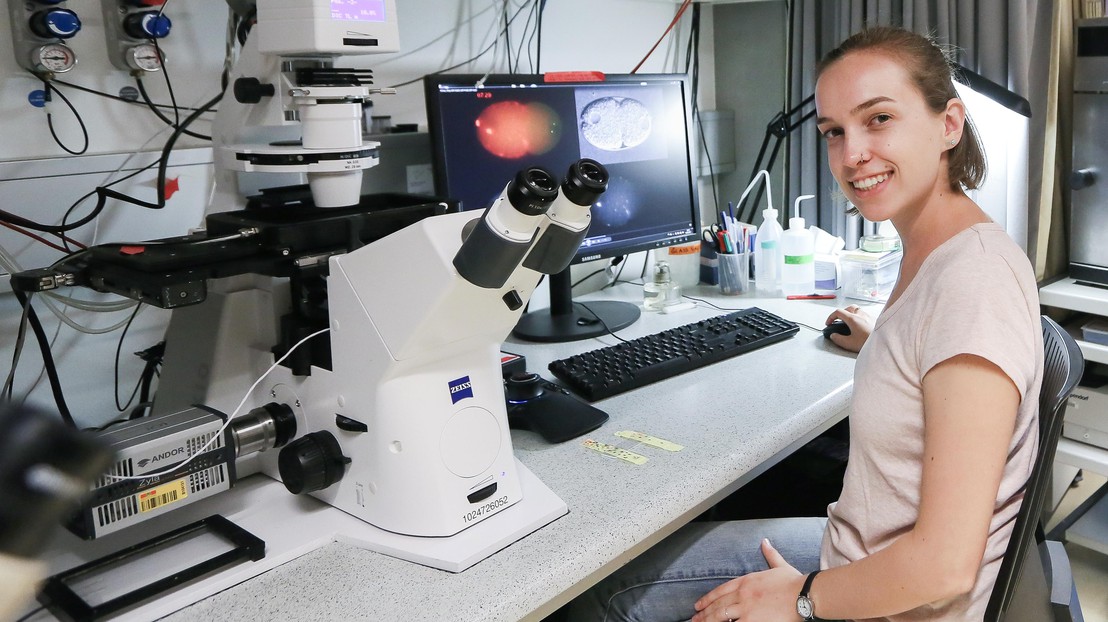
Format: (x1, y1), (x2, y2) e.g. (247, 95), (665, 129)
(717, 251), (749, 295)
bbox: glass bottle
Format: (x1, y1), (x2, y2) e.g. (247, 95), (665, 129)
(644, 261), (680, 311)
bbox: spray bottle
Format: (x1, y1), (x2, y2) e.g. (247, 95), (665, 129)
(781, 194), (816, 297)
(754, 205), (783, 295)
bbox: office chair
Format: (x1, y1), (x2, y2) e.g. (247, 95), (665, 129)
(986, 315), (1085, 622)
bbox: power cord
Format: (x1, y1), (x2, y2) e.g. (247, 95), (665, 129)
(42, 80), (89, 156)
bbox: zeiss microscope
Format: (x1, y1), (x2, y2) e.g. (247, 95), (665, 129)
(16, 0), (608, 572)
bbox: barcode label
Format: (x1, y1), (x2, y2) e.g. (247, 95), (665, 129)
(138, 479), (188, 512)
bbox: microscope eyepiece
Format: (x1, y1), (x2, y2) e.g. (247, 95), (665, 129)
(506, 167), (559, 216)
(561, 159), (609, 206)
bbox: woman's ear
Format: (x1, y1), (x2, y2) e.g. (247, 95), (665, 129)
(942, 97), (967, 147)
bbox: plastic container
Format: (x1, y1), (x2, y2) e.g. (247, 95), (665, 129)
(781, 195), (816, 297)
(718, 251), (750, 295)
(841, 249), (903, 302)
(754, 207), (783, 295)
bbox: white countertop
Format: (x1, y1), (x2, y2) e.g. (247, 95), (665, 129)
(31, 285), (866, 622)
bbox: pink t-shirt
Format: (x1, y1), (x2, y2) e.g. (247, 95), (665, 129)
(821, 223), (1043, 621)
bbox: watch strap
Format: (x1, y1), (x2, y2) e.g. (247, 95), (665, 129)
(799, 569), (821, 620)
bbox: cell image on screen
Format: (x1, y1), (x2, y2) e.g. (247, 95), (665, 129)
(331, 0), (386, 21)
(474, 101), (563, 159)
(425, 74), (699, 262)
(574, 86), (667, 165)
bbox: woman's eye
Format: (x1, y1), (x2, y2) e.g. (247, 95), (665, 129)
(871, 113), (892, 125)
(820, 128), (842, 139)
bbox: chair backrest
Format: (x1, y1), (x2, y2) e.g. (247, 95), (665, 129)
(985, 315), (1085, 621)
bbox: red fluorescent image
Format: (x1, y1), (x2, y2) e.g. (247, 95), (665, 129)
(475, 101), (562, 159)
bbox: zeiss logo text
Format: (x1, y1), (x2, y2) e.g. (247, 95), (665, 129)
(449, 376), (474, 404)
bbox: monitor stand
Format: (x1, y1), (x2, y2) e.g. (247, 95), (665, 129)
(512, 268), (640, 342)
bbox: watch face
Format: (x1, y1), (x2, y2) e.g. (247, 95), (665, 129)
(797, 595), (814, 618)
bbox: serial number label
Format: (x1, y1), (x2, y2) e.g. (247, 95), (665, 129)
(138, 479), (188, 512)
(463, 495), (510, 523)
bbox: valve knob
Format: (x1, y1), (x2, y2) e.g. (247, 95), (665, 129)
(277, 431), (350, 494)
(124, 11), (172, 39)
(30, 9), (82, 39)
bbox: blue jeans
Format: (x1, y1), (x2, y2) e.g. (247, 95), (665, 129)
(566, 517), (827, 622)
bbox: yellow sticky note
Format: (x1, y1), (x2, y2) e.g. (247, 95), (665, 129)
(582, 439), (648, 465)
(616, 430), (684, 452)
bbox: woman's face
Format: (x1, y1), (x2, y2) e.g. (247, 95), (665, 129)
(815, 50), (958, 224)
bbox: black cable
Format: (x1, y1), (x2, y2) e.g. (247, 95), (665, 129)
(11, 290), (75, 427)
(136, 77), (211, 140)
(51, 78), (213, 112)
(1, 90), (221, 238)
(514, 0), (539, 73)
(43, 81), (89, 156)
(2, 293), (33, 400)
(571, 267), (608, 289)
(56, 158), (163, 249)
(153, 39), (180, 127)
(687, 5), (719, 215)
(501, 1), (514, 75)
(536, 0), (545, 73)
(575, 302), (629, 344)
(114, 303), (144, 412)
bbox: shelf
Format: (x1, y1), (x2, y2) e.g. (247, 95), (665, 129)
(1040, 277), (1108, 315)
(1040, 277), (1108, 365)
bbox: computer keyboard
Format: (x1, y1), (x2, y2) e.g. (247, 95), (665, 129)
(548, 307), (799, 402)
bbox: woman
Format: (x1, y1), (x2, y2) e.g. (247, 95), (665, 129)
(567, 26), (1043, 621)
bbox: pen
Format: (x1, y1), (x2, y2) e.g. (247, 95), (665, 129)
(786, 294), (837, 300)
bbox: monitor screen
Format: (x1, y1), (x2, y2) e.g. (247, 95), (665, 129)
(424, 73), (700, 265)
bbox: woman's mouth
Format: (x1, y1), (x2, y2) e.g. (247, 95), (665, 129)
(852, 172), (890, 191)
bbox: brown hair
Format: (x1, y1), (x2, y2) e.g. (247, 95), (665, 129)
(816, 26), (986, 191)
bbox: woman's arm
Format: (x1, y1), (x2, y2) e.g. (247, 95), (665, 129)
(693, 353), (1021, 621)
(810, 353), (1021, 619)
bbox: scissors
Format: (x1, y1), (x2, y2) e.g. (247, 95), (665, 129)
(702, 225), (723, 251)
(703, 224), (732, 253)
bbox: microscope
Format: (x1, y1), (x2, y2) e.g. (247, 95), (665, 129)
(15, 0), (608, 571)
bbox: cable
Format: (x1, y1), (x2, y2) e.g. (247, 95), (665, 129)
(3, 294), (33, 400)
(113, 303), (144, 412)
(51, 78), (213, 113)
(135, 77), (211, 140)
(103, 327), (331, 482)
(43, 81), (89, 156)
(0, 221), (70, 253)
(388, 0), (534, 89)
(630, 0), (693, 74)
(9, 290), (75, 426)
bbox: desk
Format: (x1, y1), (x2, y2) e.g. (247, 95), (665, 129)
(32, 286), (862, 622)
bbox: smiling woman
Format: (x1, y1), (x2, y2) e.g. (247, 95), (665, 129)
(565, 26), (1043, 622)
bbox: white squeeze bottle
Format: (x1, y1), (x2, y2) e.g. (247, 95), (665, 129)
(754, 205), (784, 295)
(781, 194), (816, 297)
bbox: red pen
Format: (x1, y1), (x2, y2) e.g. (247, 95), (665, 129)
(787, 294), (837, 300)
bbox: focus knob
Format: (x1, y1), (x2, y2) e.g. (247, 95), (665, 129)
(505, 372), (546, 402)
(124, 11), (172, 39)
(234, 77), (276, 104)
(30, 9), (82, 39)
(277, 431), (350, 494)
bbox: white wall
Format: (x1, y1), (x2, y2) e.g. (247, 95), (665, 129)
(0, 0), (718, 428)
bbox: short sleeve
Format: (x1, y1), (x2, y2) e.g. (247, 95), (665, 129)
(916, 254), (1039, 400)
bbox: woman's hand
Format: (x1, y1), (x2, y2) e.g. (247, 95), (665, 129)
(691, 539), (805, 622)
(825, 305), (874, 352)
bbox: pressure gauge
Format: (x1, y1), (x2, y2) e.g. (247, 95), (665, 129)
(33, 43), (77, 74)
(126, 43), (164, 72)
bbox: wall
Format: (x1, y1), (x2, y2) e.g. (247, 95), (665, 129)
(711, 1), (787, 223)
(0, 0), (720, 428)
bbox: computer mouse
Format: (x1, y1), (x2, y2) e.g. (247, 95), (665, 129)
(823, 320), (852, 339)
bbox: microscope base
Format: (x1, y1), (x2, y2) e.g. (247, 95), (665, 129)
(336, 460), (567, 572)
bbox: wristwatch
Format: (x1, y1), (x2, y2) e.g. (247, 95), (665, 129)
(796, 570), (820, 621)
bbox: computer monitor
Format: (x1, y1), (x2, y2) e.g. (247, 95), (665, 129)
(424, 73), (701, 342)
